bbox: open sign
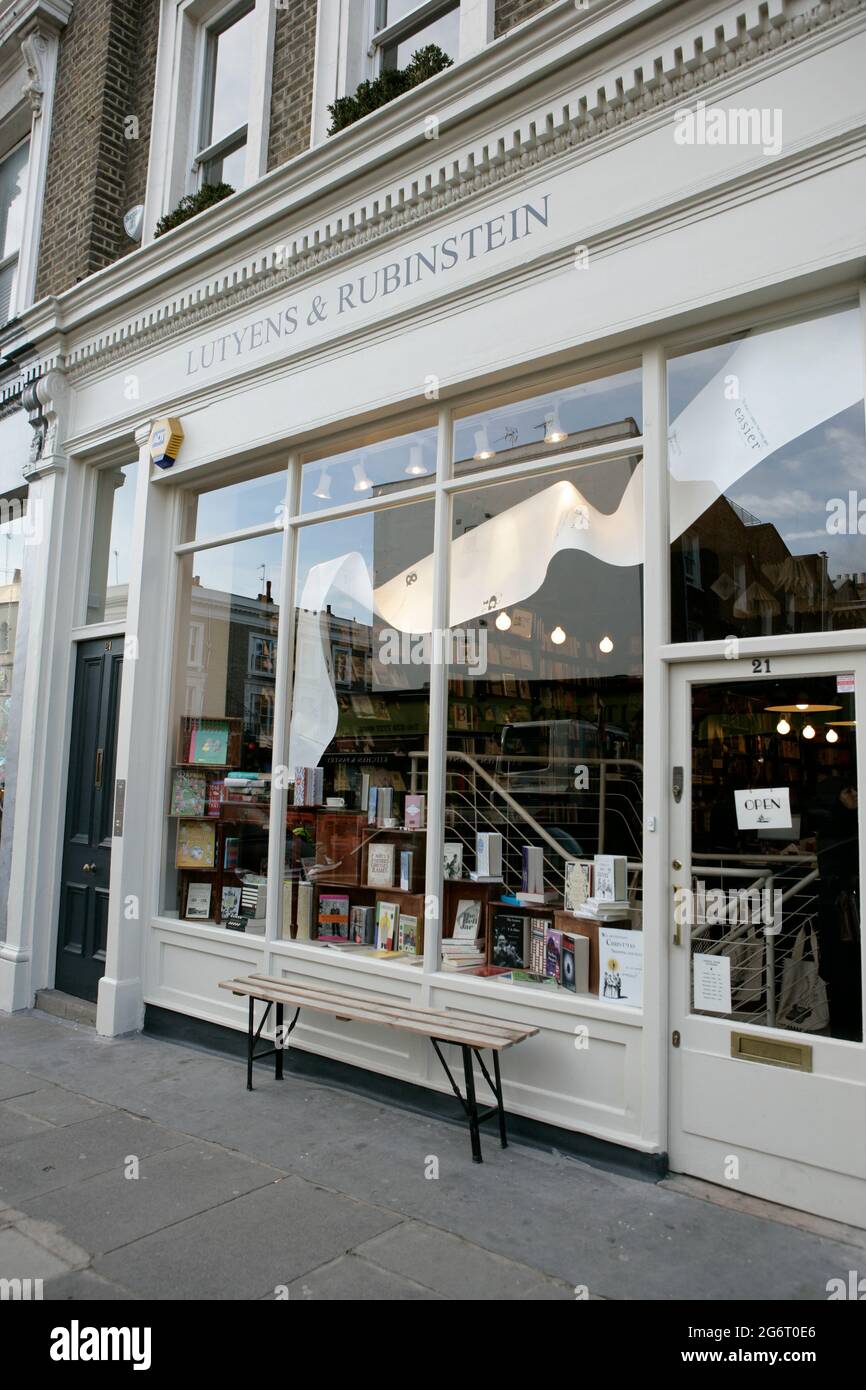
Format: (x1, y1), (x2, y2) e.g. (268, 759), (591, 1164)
(734, 787), (792, 831)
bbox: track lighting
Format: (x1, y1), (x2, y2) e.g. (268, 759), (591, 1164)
(313, 469), (331, 500)
(352, 460), (372, 492)
(473, 428), (495, 461)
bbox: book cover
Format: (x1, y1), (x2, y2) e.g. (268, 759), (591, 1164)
(350, 904), (376, 945)
(510, 969), (557, 989)
(207, 778), (224, 817)
(452, 898), (482, 941)
(223, 837), (239, 871)
(176, 820), (216, 869)
(398, 913), (419, 954)
(318, 893), (350, 937)
(443, 842), (463, 880)
(375, 900), (398, 950)
(521, 845), (544, 895)
(280, 879), (293, 940)
(296, 881), (313, 940)
(593, 854), (628, 903)
(185, 882), (212, 919)
(405, 793), (426, 830)
(545, 927), (563, 983)
(599, 926), (643, 1005)
(171, 769), (206, 817)
(476, 832), (502, 877)
(191, 723), (229, 765)
(491, 913), (529, 969)
(220, 886), (242, 921)
(529, 918), (546, 973)
(561, 933), (577, 992)
(399, 850), (413, 892)
(564, 860), (593, 913)
(367, 787), (379, 826)
(367, 842), (395, 887)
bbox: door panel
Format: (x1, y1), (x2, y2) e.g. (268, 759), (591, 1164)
(55, 638), (123, 1001)
(669, 652), (866, 1226)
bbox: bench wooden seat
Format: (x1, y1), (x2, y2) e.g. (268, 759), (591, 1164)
(219, 972), (538, 1163)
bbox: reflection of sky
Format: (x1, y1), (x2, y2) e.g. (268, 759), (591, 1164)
(107, 464), (137, 589)
(1, 140), (29, 258)
(453, 370), (643, 463)
(194, 532), (283, 601)
(195, 471), (287, 540)
(208, 6), (254, 145)
(668, 311), (866, 581)
(296, 504), (435, 619)
(0, 517), (26, 586)
(394, 8), (459, 65)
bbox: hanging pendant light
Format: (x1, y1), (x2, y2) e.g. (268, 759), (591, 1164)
(551, 625), (566, 645)
(802, 723), (816, 740)
(775, 717), (791, 735)
(495, 611), (512, 631)
(352, 459), (373, 492)
(599, 634), (614, 654)
(473, 428), (495, 461)
(825, 727), (839, 744)
(544, 409), (567, 444)
(313, 469), (332, 500)
(404, 444), (428, 477)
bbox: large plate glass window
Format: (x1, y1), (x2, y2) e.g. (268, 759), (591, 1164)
(300, 425), (437, 515)
(162, 531), (282, 928)
(374, 1), (460, 70)
(668, 305), (866, 642)
(283, 499), (435, 960)
(0, 139), (30, 325)
(86, 462), (138, 626)
(196, 2), (254, 190)
(0, 490), (28, 842)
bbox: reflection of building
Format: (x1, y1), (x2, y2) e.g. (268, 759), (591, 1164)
(183, 580), (278, 759)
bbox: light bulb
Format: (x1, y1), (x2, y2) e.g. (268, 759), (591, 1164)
(495, 611), (512, 631)
(599, 634), (614, 654)
(551, 625), (566, 645)
(796, 703), (809, 711)
(352, 461), (372, 492)
(776, 718), (791, 735)
(313, 469), (331, 500)
(404, 445), (428, 477)
(473, 428), (495, 461)
(802, 723), (816, 740)
(826, 727), (839, 743)
(544, 410), (567, 444)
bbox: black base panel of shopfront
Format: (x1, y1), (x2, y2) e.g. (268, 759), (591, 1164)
(144, 1004), (668, 1181)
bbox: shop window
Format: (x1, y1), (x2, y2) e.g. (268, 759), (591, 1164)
(374, 0), (461, 70)
(86, 462), (138, 626)
(187, 468), (287, 541)
(442, 457), (644, 987)
(0, 138), (30, 325)
(0, 493), (28, 843)
(452, 366), (644, 477)
(668, 305), (866, 642)
(195, 1), (255, 189)
(163, 531), (282, 927)
(283, 500), (435, 956)
(301, 425), (437, 514)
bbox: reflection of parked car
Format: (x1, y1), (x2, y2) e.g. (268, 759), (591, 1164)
(496, 719), (630, 795)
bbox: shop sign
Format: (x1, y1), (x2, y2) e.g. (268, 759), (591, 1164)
(733, 787), (791, 830)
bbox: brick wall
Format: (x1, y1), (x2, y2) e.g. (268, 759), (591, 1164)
(494, 0), (558, 39)
(267, 0), (318, 172)
(35, 0), (160, 299)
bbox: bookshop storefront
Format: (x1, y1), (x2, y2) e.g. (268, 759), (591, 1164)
(3, 2), (866, 1229)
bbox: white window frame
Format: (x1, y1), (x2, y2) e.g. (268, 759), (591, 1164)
(0, 135), (31, 325)
(143, 0), (276, 243)
(310, 0), (493, 145)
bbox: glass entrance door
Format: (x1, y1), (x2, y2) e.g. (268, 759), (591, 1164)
(669, 654), (866, 1227)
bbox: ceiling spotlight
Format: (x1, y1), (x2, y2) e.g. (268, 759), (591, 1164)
(796, 703), (809, 711)
(599, 634), (614, 654)
(495, 611), (512, 631)
(352, 460), (372, 492)
(776, 717), (791, 735)
(826, 727), (839, 743)
(544, 410), (567, 444)
(404, 445), (428, 477)
(551, 625), (566, 645)
(802, 723), (816, 740)
(313, 469), (332, 500)
(473, 428), (495, 461)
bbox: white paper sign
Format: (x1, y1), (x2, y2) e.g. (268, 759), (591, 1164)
(734, 787), (792, 831)
(598, 927), (643, 1007)
(693, 953), (732, 1014)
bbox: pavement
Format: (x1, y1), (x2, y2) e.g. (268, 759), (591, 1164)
(0, 1007), (863, 1301)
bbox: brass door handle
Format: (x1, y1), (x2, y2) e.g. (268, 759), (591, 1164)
(94, 748), (104, 789)
(82, 863), (96, 873)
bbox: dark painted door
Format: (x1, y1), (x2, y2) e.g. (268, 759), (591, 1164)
(55, 637), (123, 1001)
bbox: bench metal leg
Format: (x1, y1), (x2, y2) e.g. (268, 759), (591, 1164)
(493, 1051), (508, 1149)
(246, 999), (274, 1091)
(275, 1003), (284, 1080)
(462, 1045), (483, 1164)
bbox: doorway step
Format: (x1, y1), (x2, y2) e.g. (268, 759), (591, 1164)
(34, 990), (96, 1027)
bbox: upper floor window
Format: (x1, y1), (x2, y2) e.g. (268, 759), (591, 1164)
(196, 1), (255, 189)
(373, 0), (460, 70)
(0, 139), (30, 325)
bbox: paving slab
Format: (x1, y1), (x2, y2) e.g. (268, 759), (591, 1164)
(4, 1086), (108, 1127)
(0, 1225), (73, 1282)
(26, 1140), (284, 1253)
(282, 1251), (445, 1300)
(95, 1176), (403, 1300)
(0, 1103), (54, 1147)
(356, 1221), (576, 1301)
(0, 1111), (187, 1203)
(0, 1062), (44, 1101)
(43, 1268), (139, 1301)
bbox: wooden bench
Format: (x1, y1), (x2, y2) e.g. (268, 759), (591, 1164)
(219, 973), (538, 1163)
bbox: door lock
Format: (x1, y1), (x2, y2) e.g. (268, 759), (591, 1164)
(672, 1030), (681, 1048)
(672, 765), (684, 802)
(672, 859), (682, 870)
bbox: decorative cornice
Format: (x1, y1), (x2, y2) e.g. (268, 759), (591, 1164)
(18, 0), (866, 388)
(0, 0), (72, 50)
(21, 368), (66, 477)
(20, 27), (48, 114)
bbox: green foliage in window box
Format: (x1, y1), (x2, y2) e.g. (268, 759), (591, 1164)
(154, 182), (235, 238)
(327, 45), (453, 136)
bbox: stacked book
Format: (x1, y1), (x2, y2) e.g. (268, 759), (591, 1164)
(441, 938), (485, 972)
(222, 771), (270, 804)
(294, 766), (324, 806)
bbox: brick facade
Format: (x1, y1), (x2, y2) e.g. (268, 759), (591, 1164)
(494, 0), (557, 39)
(267, 0), (318, 173)
(35, 0), (160, 300)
